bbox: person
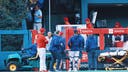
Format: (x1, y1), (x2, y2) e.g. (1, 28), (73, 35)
(35, 28), (48, 72)
(45, 32), (52, 51)
(68, 29), (84, 72)
(86, 34), (98, 70)
(112, 22), (124, 47)
(26, 7), (33, 29)
(31, 30), (38, 44)
(75, 11), (81, 24)
(30, 0), (38, 4)
(49, 31), (62, 71)
(64, 17), (70, 25)
(77, 29), (85, 70)
(21, 43), (37, 59)
(114, 36), (124, 47)
(85, 18), (93, 28)
(33, 4), (42, 32)
(56, 32), (66, 71)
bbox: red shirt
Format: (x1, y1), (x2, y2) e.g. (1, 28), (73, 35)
(31, 30), (38, 44)
(36, 34), (48, 48)
(87, 23), (93, 28)
(114, 41), (123, 47)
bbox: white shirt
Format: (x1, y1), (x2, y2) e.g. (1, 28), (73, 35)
(45, 36), (52, 50)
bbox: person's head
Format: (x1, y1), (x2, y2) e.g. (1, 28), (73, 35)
(54, 30), (60, 36)
(39, 28), (45, 34)
(59, 32), (63, 36)
(85, 18), (91, 24)
(47, 32), (52, 37)
(64, 17), (69, 21)
(34, 4), (40, 10)
(74, 29), (78, 35)
(31, 30), (38, 34)
(115, 22), (122, 28)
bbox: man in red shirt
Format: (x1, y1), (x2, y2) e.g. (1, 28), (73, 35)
(36, 28), (48, 72)
(85, 18), (93, 28)
(64, 17), (70, 25)
(112, 22), (124, 47)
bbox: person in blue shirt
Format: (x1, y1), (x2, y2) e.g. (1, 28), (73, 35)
(21, 43), (37, 59)
(33, 4), (42, 32)
(68, 29), (84, 72)
(56, 32), (66, 71)
(20, 43), (37, 65)
(49, 31), (62, 71)
(86, 34), (98, 70)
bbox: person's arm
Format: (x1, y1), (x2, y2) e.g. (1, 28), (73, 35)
(68, 38), (72, 48)
(63, 38), (66, 50)
(34, 14), (42, 18)
(37, 10), (42, 18)
(60, 38), (66, 51)
(80, 37), (85, 51)
(37, 16), (42, 18)
(86, 37), (89, 52)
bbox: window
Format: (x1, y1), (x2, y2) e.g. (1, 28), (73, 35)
(1, 34), (23, 51)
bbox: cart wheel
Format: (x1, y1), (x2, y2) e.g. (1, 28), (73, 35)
(7, 61), (19, 71)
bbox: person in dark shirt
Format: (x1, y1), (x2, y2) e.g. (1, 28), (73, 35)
(86, 34), (98, 70)
(21, 43), (37, 59)
(49, 31), (62, 71)
(68, 29), (84, 71)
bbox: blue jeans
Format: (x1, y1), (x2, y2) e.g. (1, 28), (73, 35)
(88, 49), (97, 70)
(56, 52), (63, 70)
(49, 51), (63, 71)
(49, 51), (57, 71)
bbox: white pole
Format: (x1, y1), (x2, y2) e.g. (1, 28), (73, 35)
(49, 0), (51, 31)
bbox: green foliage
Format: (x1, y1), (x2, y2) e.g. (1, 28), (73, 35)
(0, 0), (28, 51)
(0, 0), (28, 30)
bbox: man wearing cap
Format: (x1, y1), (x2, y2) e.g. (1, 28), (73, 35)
(68, 29), (84, 71)
(49, 31), (62, 71)
(85, 18), (93, 28)
(64, 17), (70, 25)
(56, 32), (66, 71)
(35, 28), (48, 72)
(112, 22), (124, 47)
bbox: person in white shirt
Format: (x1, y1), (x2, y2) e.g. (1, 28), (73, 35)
(45, 32), (52, 51)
